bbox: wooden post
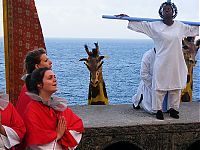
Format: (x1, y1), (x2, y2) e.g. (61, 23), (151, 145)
(3, 0), (9, 95)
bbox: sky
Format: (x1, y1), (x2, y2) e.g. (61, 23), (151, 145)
(0, 0), (199, 39)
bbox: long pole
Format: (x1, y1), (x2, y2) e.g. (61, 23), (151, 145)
(102, 15), (200, 26)
(3, 0), (9, 94)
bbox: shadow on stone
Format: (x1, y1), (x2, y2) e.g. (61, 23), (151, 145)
(103, 141), (142, 150)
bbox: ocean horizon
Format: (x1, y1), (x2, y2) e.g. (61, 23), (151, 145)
(0, 37), (199, 105)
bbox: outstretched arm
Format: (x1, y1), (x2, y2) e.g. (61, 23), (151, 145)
(182, 24), (199, 37)
(128, 21), (155, 38)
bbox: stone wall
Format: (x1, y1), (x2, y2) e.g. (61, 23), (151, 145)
(77, 123), (200, 150)
(70, 103), (200, 150)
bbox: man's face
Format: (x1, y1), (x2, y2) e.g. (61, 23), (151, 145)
(163, 5), (173, 19)
(36, 54), (52, 69)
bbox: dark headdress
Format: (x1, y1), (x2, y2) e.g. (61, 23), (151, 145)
(159, 1), (178, 19)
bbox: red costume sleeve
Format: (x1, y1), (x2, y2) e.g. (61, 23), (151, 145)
(24, 101), (57, 146)
(1, 102), (26, 141)
(57, 107), (84, 149)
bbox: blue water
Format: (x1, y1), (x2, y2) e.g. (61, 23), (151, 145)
(0, 38), (199, 105)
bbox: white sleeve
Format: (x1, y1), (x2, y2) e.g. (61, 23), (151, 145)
(127, 21), (154, 38)
(182, 24), (199, 37)
(140, 54), (152, 88)
(68, 130), (82, 150)
(0, 125), (20, 149)
(28, 140), (62, 150)
(132, 81), (144, 106)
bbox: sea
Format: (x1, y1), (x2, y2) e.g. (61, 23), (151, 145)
(0, 38), (199, 105)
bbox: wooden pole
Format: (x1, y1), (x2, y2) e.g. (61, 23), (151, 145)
(3, 0), (9, 95)
(102, 15), (200, 26)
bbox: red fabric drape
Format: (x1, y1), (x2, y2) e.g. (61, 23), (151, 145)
(6, 0), (45, 104)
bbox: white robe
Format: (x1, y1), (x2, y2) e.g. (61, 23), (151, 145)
(132, 48), (156, 114)
(128, 21), (199, 91)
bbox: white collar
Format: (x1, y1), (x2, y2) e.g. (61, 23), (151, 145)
(26, 92), (68, 111)
(21, 74), (29, 81)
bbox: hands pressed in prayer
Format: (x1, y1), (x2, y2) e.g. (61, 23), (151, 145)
(56, 116), (66, 140)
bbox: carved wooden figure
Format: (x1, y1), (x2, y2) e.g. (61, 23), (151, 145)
(181, 37), (200, 102)
(80, 43), (109, 105)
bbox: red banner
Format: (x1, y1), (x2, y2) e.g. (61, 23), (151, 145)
(3, 0), (45, 104)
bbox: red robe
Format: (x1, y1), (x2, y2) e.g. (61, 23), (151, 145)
(0, 102), (26, 148)
(15, 84), (31, 150)
(24, 100), (84, 149)
(16, 84), (32, 119)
